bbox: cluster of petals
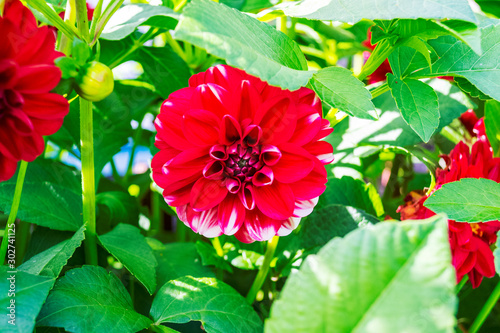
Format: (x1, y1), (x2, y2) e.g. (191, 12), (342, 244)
(152, 65), (334, 242)
(398, 118), (500, 288)
(0, 0), (68, 181)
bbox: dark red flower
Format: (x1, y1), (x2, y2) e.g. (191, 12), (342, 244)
(152, 65), (334, 242)
(459, 109), (479, 137)
(0, 0), (69, 181)
(398, 118), (500, 288)
(362, 29), (392, 84)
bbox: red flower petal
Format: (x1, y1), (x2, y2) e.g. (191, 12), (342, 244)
(288, 160), (327, 200)
(272, 143), (314, 183)
(191, 83), (233, 119)
(255, 95), (297, 145)
(219, 114), (241, 145)
(190, 177), (228, 211)
(253, 181), (294, 220)
(178, 205), (223, 238)
(303, 141), (334, 164)
(182, 109), (220, 146)
(15, 65), (62, 93)
(243, 210), (282, 241)
(0, 155), (18, 182)
(218, 194), (246, 235)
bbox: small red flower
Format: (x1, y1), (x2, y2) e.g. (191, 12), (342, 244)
(0, 0), (69, 181)
(398, 118), (500, 288)
(152, 65), (334, 242)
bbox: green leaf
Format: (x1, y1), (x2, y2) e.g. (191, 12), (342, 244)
(0, 161), (82, 231)
(454, 77), (492, 100)
(151, 276), (263, 333)
(100, 4), (179, 40)
(99, 224), (157, 294)
(151, 241), (215, 289)
(283, 0), (477, 23)
(329, 79), (470, 156)
(494, 230), (500, 276)
(424, 178), (500, 222)
(0, 267), (55, 333)
(133, 46), (191, 99)
(319, 176), (384, 218)
(19, 225), (85, 277)
(309, 67), (378, 120)
(96, 191), (140, 232)
(299, 204), (379, 250)
(485, 100), (500, 157)
(414, 23), (500, 101)
(196, 241), (233, 273)
(174, 0), (312, 90)
(387, 74), (440, 142)
(266, 215), (457, 333)
(37, 266), (152, 332)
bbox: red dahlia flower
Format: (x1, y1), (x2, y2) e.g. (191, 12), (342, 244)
(398, 119), (500, 288)
(0, 0), (69, 181)
(152, 65), (334, 242)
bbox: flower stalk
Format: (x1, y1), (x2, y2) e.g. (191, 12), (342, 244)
(0, 161), (28, 264)
(469, 281), (500, 333)
(76, 0), (98, 265)
(246, 236), (279, 304)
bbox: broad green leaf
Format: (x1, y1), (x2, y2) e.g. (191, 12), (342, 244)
(309, 67), (378, 120)
(151, 241), (215, 289)
(283, 0), (477, 23)
(37, 266), (152, 332)
(485, 100), (500, 156)
(133, 46), (191, 98)
(414, 23), (500, 101)
(99, 224), (157, 294)
(424, 178), (500, 222)
(151, 276), (263, 333)
(174, 0), (312, 90)
(387, 74), (440, 142)
(299, 204), (378, 250)
(327, 79), (471, 161)
(100, 4), (179, 40)
(221, 0), (272, 12)
(454, 77), (492, 100)
(319, 176), (384, 218)
(0, 161), (82, 231)
(266, 215), (457, 333)
(19, 225), (85, 277)
(0, 267), (55, 333)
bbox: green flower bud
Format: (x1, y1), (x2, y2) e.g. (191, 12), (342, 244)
(75, 61), (114, 102)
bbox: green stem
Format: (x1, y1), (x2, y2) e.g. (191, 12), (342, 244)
(440, 126), (463, 145)
(246, 236), (279, 304)
(28, 0), (80, 39)
(0, 161), (28, 264)
(469, 281), (500, 333)
(211, 237), (224, 257)
(124, 118), (144, 183)
(165, 31), (187, 62)
(89, 0), (104, 38)
(91, 0), (124, 46)
(80, 98), (98, 266)
(456, 275), (469, 293)
(370, 82), (390, 99)
(75, 0), (98, 266)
